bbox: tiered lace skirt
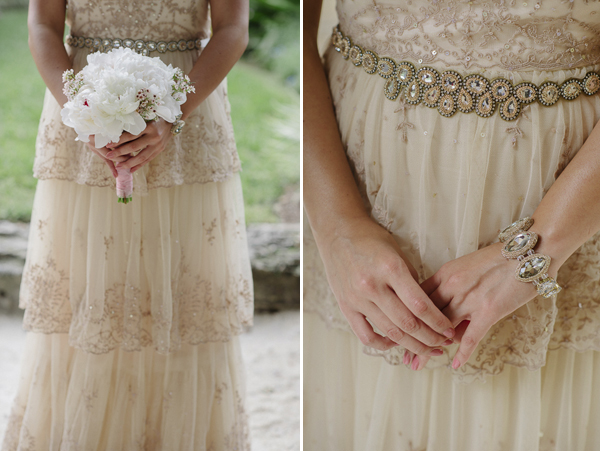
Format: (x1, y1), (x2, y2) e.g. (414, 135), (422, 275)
(2, 174), (253, 450)
(304, 312), (600, 451)
(303, 47), (600, 450)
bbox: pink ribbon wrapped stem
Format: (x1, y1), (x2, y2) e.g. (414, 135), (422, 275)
(116, 167), (133, 204)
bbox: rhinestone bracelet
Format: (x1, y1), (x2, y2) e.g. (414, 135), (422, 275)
(66, 34), (203, 56)
(170, 114), (186, 135)
(498, 218), (562, 298)
(332, 26), (600, 121)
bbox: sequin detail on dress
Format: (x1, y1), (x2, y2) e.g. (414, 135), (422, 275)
(333, 26), (600, 121)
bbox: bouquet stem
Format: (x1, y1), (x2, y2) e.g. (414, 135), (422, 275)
(116, 167), (133, 204)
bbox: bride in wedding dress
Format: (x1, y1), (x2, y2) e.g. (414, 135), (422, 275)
(304, 0), (600, 449)
(2, 0), (254, 449)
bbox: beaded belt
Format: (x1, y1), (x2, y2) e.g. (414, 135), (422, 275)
(66, 34), (203, 56)
(332, 26), (600, 121)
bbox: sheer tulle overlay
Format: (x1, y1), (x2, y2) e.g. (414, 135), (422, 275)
(2, 332), (249, 451)
(304, 312), (600, 451)
(20, 178), (253, 354)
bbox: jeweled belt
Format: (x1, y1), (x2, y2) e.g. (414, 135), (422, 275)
(332, 26), (600, 121)
(66, 34), (203, 56)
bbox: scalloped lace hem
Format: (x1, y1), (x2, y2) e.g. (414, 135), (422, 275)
(305, 306), (600, 384)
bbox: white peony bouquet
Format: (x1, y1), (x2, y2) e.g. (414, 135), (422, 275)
(61, 47), (194, 203)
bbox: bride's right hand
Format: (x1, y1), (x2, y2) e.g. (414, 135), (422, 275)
(319, 216), (456, 360)
(85, 136), (130, 178)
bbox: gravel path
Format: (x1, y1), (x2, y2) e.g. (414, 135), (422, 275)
(0, 311), (300, 450)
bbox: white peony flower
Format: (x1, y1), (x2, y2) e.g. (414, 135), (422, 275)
(61, 47), (194, 148)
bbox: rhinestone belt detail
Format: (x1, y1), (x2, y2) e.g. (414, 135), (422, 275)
(332, 26), (600, 121)
(66, 35), (203, 56)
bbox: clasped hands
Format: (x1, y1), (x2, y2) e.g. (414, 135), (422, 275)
(84, 118), (173, 177)
(321, 217), (541, 371)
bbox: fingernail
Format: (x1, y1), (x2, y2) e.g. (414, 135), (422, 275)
(430, 349), (443, 356)
(442, 339), (453, 346)
(106, 152), (114, 158)
(452, 358), (460, 369)
(403, 352), (410, 365)
(411, 356), (419, 370)
(443, 328), (456, 338)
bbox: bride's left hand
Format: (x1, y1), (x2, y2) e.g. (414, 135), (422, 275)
(420, 242), (542, 370)
(104, 119), (173, 172)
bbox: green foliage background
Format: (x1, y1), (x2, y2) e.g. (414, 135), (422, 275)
(247, 0), (300, 91)
(0, 7), (299, 223)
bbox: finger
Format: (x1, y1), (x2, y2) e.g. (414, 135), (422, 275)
(403, 350), (413, 365)
(451, 318), (491, 369)
(363, 303), (444, 356)
(441, 296), (471, 326)
(376, 288), (451, 346)
(389, 277), (456, 339)
(346, 311), (397, 351)
(451, 320), (470, 343)
(106, 131), (138, 148)
(106, 136), (154, 158)
(130, 150), (158, 172)
(429, 286), (453, 311)
(412, 354), (432, 371)
(87, 145), (118, 177)
(420, 272), (442, 296)
(92, 145), (130, 162)
(117, 146), (158, 170)
(104, 159), (118, 178)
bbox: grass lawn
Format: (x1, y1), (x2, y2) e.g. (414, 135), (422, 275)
(0, 8), (299, 223)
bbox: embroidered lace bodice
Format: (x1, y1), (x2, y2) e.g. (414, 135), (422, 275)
(66, 0), (210, 42)
(34, 0), (241, 193)
(337, 0), (600, 72)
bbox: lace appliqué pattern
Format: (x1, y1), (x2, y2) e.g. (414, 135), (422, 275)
(66, 0), (210, 42)
(20, 249), (253, 355)
(338, 0), (600, 72)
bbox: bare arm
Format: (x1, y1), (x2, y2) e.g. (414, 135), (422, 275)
(303, 0), (455, 367)
(532, 124), (600, 266)
(100, 0), (249, 172)
(28, 0), (125, 174)
(303, 0), (366, 238)
(178, 0), (249, 121)
(28, 0), (71, 106)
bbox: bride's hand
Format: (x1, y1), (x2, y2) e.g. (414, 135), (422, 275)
(104, 119), (173, 172)
(421, 242), (541, 370)
(320, 217), (456, 359)
(85, 136), (130, 178)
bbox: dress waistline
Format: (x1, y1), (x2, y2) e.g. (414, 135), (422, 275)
(66, 34), (207, 56)
(332, 26), (600, 121)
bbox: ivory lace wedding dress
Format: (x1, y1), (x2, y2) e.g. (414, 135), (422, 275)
(1, 1), (253, 450)
(304, 1), (600, 450)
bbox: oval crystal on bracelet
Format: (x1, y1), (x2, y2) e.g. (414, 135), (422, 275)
(501, 231), (538, 259)
(498, 217), (534, 243)
(514, 253), (562, 298)
(516, 253), (551, 282)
